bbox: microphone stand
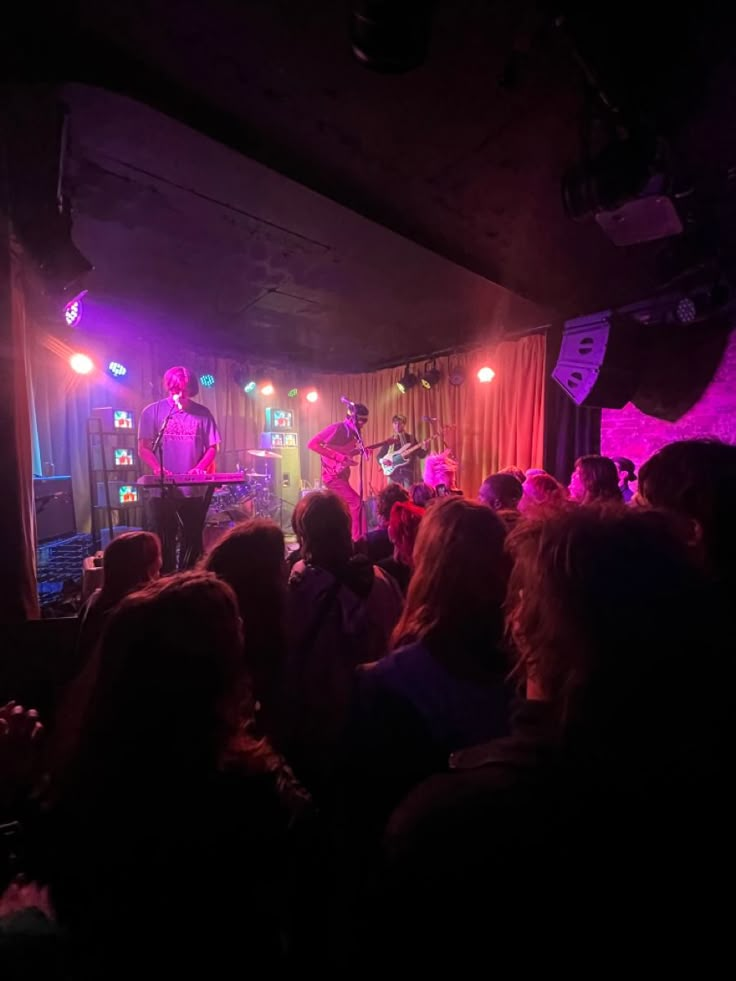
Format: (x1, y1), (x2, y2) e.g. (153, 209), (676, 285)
(152, 402), (177, 495)
(151, 400), (178, 561)
(349, 416), (369, 538)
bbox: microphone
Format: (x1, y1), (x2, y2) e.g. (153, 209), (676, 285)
(172, 392), (182, 411)
(340, 395), (355, 407)
(422, 415), (438, 422)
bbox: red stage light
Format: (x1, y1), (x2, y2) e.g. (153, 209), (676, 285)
(477, 366), (495, 383)
(306, 389), (319, 403)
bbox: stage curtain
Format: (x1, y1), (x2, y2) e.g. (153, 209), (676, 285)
(0, 235), (40, 620)
(301, 333), (546, 499)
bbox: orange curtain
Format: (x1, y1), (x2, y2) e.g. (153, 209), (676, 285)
(302, 334), (546, 498)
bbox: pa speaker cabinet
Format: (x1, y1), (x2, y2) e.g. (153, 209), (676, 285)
(273, 445), (301, 510)
(552, 312), (641, 408)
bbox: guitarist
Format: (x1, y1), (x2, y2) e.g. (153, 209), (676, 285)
(377, 414), (427, 489)
(308, 402), (370, 539)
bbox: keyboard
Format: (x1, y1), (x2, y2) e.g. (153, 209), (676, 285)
(137, 472), (248, 487)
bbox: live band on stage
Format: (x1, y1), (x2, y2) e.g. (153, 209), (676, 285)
(138, 366), (459, 571)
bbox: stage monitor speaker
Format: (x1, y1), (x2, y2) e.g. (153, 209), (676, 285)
(34, 476), (76, 543)
(552, 312), (641, 409)
(273, 446), (301, 511)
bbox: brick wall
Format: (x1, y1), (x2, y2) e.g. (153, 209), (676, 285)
(600, 329), (736, 472)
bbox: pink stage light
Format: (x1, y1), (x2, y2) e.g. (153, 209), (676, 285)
(70, 353), (94, 375)
(261, 382), (275, 396)
(477, 366), (495, 383)
(306, 389), (319, 403)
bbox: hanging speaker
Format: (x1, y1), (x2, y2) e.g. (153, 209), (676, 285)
(552, 312), (641, 408)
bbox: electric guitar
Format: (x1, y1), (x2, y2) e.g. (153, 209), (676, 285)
(320, 440), (384, 481)
(379, 428), (450, 477)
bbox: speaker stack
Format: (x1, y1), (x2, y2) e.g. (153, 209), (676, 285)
(551, 312), (641, 409)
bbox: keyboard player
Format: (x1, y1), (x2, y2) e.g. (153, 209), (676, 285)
(138, 366), (221, 572)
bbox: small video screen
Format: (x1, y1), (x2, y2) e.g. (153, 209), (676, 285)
(114, 448), (135, 467)
(114, 410), (134, 430)
(119, 485), (139, 504)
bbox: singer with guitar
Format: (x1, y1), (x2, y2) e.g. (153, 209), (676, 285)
(307, 400), (373, 540)
(377, 414), (429, 489)
(138, 365), (221, 571)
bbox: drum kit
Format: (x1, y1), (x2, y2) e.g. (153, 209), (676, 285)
(204, 448), (286, 548)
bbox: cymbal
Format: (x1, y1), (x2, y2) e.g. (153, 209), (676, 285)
(248, 449), (282, 459)
(248, 472), (268, 478)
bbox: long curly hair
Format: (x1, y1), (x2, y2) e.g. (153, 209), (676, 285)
(388, 501), (424, 567)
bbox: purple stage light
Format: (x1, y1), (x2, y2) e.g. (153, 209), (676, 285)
(64, 290), (88, 329)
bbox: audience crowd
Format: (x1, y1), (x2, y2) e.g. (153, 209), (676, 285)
(1, 438), (734, 972)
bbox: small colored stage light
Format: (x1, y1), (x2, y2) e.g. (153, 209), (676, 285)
(288, 388), (299, 398)
(63, 290), (87, 328)
(70, 353), (94, 375)
(199, 373), (215, 388)
(306, 389), (319, 403)
(261, 383), (275, 396)
(244, 381), (256, 393)
(477, 366), (495, 383)
(108, 361), (128, 378)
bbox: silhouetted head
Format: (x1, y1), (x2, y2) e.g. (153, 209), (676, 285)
(292, 490), (353, 572)
(376, 482), (410, 525)
(100, 532), (161, 605)
(392, 497), (509, 656)
(410, 481), (437, 508)
(519, 473), (569, 516)
(612, 456), (636, 487)
(479, 473), (524, 511)
(203, 519), (286, 616)
(506, 508), (707, 740)
(64, 572), (247, 787)
(498, 465), (526, 484)
(638, 439), (736, 586)
(569, 455), (622, 505)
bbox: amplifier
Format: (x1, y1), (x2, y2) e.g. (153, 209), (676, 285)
(34, 476), (77, 543)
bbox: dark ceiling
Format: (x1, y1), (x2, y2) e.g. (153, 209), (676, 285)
(8, 1), (736, 367)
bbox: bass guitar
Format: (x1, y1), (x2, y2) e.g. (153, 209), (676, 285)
(379, 427), (450, 477)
